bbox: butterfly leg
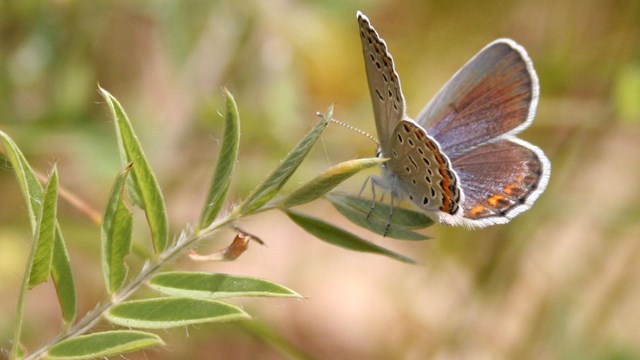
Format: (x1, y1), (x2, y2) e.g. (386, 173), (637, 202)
(384, 195), (395, 237)
(367, 175), (388, 219)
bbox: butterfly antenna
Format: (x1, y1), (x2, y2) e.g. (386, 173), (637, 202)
(322, 115), (379, 145)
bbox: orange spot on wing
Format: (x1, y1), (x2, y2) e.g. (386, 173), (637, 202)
(487, 194), (506, 207)
(470, 205), (486, 216)
(504, 184), (515, 195)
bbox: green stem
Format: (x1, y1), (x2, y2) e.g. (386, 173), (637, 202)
(10, 246), (35, 359)
(25, 211), (240, 359)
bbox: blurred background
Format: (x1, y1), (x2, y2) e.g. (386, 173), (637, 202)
(1, 0), (639, 359)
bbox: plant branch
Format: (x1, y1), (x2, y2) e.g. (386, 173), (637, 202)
(25, 210), (239, 359)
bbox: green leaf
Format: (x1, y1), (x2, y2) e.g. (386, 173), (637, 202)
(237, 107), (332, 215)
(149, 272), (301, 300)
(326, 192), (431, 240)
(326, 192), (434, 229)
(99, 87), (169, 253)
(199, 89), (241, 228)
(101, 164), (134, 294)
(105, 297), (250, 329)
(282, 157), (386, 208)
(45, 330), (163, 360)
(2, 133), (77, 356)
(0, 131), (44, 230)
(51, 228), (77, 325)
(28, 166), (59, 288)
(284, 209), (416, 264)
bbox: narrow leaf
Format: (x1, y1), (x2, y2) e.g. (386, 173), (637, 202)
(101, 164), (134, 294)
(326, 192), (434, 229)
(199, 89), (241, 228)
(2, 133), (77, 355)
(105, 297), (250, 329)
(45, 330), (163, 360)
(327, 193), (430, 240)
(52, 227), (77, 325)
(28, 166), (59, 288)
(282, 157), (386, 208)
(237, 107), (332, 215)
(99, 87), (169, 253)
(284, 209), (416, 264)
(149, 272), (301, 300)
(0, 131), (44, 230)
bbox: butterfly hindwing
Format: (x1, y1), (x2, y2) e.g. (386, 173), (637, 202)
(386, 120), (463, 216)
(447, 138), (550, 227)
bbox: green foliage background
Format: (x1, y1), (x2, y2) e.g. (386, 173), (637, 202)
(1, 0), (639, 359)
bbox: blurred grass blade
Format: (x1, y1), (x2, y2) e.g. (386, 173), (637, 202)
(237, 106), (332, 215)
(326, 192), (434, 229)
(105, 298), (250, 329)
(101, 164), (134, 294)
(239, 320), (316, 360)
(199, 89), (241, 228)
(282, 157), (385, 208)
(29, 166), (59, 288)
(149, 272), (302, 300)
(99, 87), (169, 253)
(45, 330), (163, 360)
(326, 193), (430, 240)
(284, 209), (416, 264)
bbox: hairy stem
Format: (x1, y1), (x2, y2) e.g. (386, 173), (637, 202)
(25, 210), (241, 359)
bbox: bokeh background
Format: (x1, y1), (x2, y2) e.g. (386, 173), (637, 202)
(1, 0), (640, 359)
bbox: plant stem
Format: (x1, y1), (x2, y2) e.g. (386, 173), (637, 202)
(25, 212), (238, 359)
(10, 246), (34, 360)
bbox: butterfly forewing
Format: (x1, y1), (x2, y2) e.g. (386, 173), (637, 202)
(415, 40), (539, 159)
(357, 12), (407, 154)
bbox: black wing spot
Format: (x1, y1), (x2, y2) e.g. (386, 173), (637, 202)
(430, 188), (436, 197)
(397, 134), (403, 143)
(375, 89), (384, 100)
(408, 155), (417, 168)
(425, 175), (432, 184)
(407, 138), (414, 147)
(423, 197), (429, 205)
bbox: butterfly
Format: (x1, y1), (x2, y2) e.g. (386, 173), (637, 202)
(357, 11), (550, 228)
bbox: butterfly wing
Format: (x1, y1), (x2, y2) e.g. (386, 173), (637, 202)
(445, 138), (550, 227)
(415, 39), (539, 159)
(357, 12), (408, 156)
(385, 120), (463, 217)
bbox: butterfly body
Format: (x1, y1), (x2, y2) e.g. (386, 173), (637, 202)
(357, 11), (550, 228)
